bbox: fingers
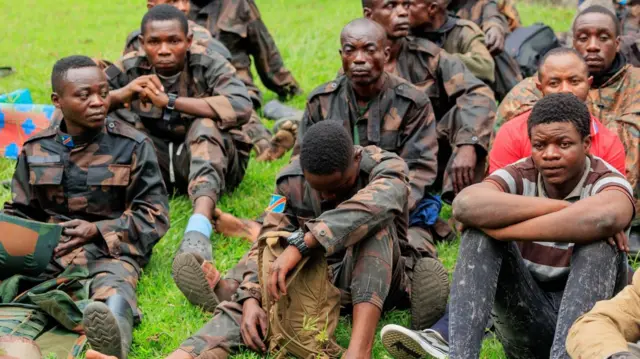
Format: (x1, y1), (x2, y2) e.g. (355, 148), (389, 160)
(461, 166), (472, 189)
(148, 75), (164, 92)
(453, 168), (462, 194)
(268, 267), (280, 301)
(59, 219), (81, 228)
(246, 320), (266, 352)
(607, 237), (616, 248)
(277, 269), (287, 297)
(63, 227), (83, 237)
(616, 231), (629, 252)
(258, 311), (269, 340)
(54, 237), (84, 258)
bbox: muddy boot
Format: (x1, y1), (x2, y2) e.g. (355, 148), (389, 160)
(263, 100), (303, 121)
(410, 258), (450, 330)
(172, 231), (221, 311)
(213, 208), (261, 242)
(83, 295), (133, 359)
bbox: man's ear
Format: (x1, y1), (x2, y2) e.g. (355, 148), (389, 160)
(583, 134), (592, 154)
(51, 92), (61, 109)
(535, 76), (543, 92)
(384, 46), (391, 63)
(615, 35), (621, 52)
(187, 33), (194, 47)
(138, 33), (144, 47)
(363, 7), (372, 18)
(587, 75), (593, 88)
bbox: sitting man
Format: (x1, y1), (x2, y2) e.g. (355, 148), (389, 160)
(498, 5), (640, 249)
(85, 120), (445, 359)
(410, 0), (522, 101)
(490, 47), (626, 174)
(122, 0), (295, 162)
(105, 5), (251, 311)
(384, 93), (635, 359)
(2, 55), (169, 359)
(363, 0), (497, 241)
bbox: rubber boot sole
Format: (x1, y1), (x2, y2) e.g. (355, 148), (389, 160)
(381, 325), (446, 359)
(410, 258), (450, 330)
(172, 252), (220, 312)
(83, 301), (125, 359)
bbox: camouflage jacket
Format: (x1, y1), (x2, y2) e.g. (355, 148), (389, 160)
(122, 19), (232, 61)
(413, 16), (495, 83)
(105, 44), (252, 142)
(392, 36), (496, 152)
(297, 73), (437, 211)
(236, 146), (410, 304)
(188, 0), (297, 99)
(450, 0), (511, 34)
(497, 64), (640, 223)
(3, 118), (170, 267)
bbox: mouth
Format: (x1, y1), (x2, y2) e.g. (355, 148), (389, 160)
(351, 68), (371, 76)
(86, 112), (106, 121)
(155, 61), (175, 67)
(584, 56), (604, 66)
(541, 166), (565, 175)
(394, 23), (410, 32)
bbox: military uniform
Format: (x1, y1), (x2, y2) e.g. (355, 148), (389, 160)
(295, 73), (440, 256)
(451, 0), (519, 34)
(105, 45), (253, 208)
(497, 57), (640, 227)
(178, 146), (420, 358)
(391, 36), (497, 203)
(2, 117), (170, 321)
(188, 0), (301, 108)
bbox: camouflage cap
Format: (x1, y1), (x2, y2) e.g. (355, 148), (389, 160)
(0, 214), (62, 280)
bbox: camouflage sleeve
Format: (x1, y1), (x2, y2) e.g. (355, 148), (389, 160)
(202, 54), (253, 130)
(233, 241), (262, 304)
(291, 98), (322, 157)
(617, 114), (640, 226)
(305, 149), (409, 256)
(495, 76), (542, 128)
(260, 179), (301, 235)
(94, 138), (170, 261)
(400, 100), (438, 211)
(2, 149), (50, 222)
(455, 27), (495, 83)
(437, 51), (497, 151)
(481, 0), (509, 34)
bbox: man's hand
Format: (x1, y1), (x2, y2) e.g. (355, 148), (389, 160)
(241, 298), (268, 352)
(123, 75), (165, 103)
(485, 27), (505, 54)
(54, 219), (99, 257)
(451, 145), (478, 194)
(267, 245), (302, 301)
(142, 87), (169, 108)
(607, 231), (629, 252)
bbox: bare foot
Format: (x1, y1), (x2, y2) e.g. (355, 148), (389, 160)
(255, 129), (295, 162)
(214, 278), (240, 302)
(213, 208), (261, 242)
(85, 350), (118, 359)
(253, 138), (270, 157)
(201, 260), (221, 289)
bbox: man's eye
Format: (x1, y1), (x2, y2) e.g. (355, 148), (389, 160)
(560, 142), (571, 149)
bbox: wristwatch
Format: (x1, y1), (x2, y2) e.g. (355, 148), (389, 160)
(287, 230), (310, 256)
(162, 93), (178, 122)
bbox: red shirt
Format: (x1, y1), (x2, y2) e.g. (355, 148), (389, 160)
(489, 110), (627, 175)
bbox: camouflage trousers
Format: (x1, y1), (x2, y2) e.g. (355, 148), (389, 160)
(241, 111), (272, 148)
(149, 118), (250, 205)
(449, 229), (627, 359)
(178, 226), (413, 358)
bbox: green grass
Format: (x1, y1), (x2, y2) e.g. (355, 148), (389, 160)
(0, 1), (575, 358)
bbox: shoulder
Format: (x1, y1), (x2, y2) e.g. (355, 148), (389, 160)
(306, 76), (345, 102)
(23, 126), (57, 145)
(387, 74), (429, 106)
(275, 158), (304, 185)
(453, 18), (485, 35)
(188, 44), (234, 70)
(105, 51), (146, 79)
(405, 36), (442, 57)
(360, 146), (408, 174)
(189, 20), (213, 38)
(124, 29), (142, 49)
(487, 157), (537, 194)
(105, 117), (148, 144)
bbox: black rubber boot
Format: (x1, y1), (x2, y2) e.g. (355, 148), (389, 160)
(83, 294), (133, 359)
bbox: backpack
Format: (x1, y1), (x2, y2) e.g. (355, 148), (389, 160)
(258, 231), (344, 359)
(505, 23), (560, 78)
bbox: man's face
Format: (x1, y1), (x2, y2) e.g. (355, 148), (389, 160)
(141, 19), (192, 76)
(573, 12), (619, 74)
(51, 67), (110, 132)
(304, 159), (360, 205)
(537, 54), (593, 101)
(154, 0), (191, 15)
(340, 29), (387, 87)
(409, 0), (432, 28)
(530, 122), (590, 186)
(365, 0), (412, 39)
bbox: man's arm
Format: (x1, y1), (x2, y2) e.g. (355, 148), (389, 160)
(455, 26), (495, 83)
(567, 271), (640, 359)
(93, 138), (170, 261)
(480, 0), (509, 35)
(399, 99), (438, 211)
(3, 150), (49, 222)
(305, 150), (409, 256)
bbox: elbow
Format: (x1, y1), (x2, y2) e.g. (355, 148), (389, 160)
(588, 212), (626, 238)
(452, 190), (472, 224)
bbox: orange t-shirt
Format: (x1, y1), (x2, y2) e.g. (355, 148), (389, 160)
(489, 110), (627, 175)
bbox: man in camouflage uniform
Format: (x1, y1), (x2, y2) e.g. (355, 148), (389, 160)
(188, 0), (302, 107)
(1, 55), (169, 359)
(105, 6), (253, 310)
(122, 0), (295, 162)
(363, 0), (497, 241)
(497, 5), (640, 243)
(412, 0), (522, 100)
(449, 0), (521, 43)
(85, 121), (448, 359)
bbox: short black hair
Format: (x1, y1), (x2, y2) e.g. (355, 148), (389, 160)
(528, 93), (591, 139)
(300, 121), (354, 175)
(538, 47), (588, 80)
(362, 0), (373, 8)
(574, 5), (621, 36)
(141, 4), (189, 36)
(51, 55), (98, 94)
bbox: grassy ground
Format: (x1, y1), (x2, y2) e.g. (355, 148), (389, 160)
(0, 1), (575, 358)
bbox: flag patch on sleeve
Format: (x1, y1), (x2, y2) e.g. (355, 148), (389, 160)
(266, 194), (286, 213)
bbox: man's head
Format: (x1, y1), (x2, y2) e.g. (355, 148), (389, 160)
(536, 47), (593, 101)
(300, 121), (362, 204)
(528, 93), (592, 186)
(572, 5), (620, 75)
(340, 19), (389, 87)
(50, 55), (110, 133)
(409, 0), (448, 29)
(140, 4), (193, 76)
(147, 0), (191, 15)
(363, 0), (412, 39)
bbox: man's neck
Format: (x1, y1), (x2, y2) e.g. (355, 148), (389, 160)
(387, 37), (403, 63)
(542, 166), (586, 200)
(352, 73), (386, 101)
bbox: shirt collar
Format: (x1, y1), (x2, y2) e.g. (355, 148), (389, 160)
(537, 156), (591, 200)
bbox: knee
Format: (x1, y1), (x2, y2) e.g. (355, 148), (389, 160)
(188, 118), (224, 143)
